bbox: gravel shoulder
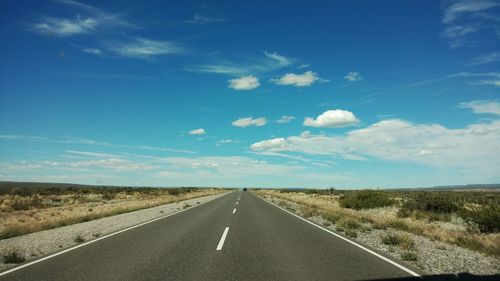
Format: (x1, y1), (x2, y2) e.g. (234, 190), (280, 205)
(259, 194), (500, 276)
(0, 191), (229, 272)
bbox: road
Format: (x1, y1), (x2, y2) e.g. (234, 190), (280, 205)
(0, 191), (420, 281)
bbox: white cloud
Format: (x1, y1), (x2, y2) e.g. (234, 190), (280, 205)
(459, 100), (500, 115)
(185, 14), (225, 24)
(464, 52), (500, 66)
(450, 72), (500, 87)
(232, 117), (267, 127)
(303, 110), (360, 128)
(344, 71), (362, 82)
(189, 128), (206, 135)
(273, 71), (325, 87)
(34, 16), (98, 36)
(250, 138), (287, 151)
(228, 75), (260, 90)
(298, 64), (310, 69)
(443, 0), (499, 23)
(187, 52), (292, 76)
(264, 51), (291, 66)
(250, 119), (500, 179)
(109, 38), (184, 59)
(82, 48), (102, 55)
(441, 0), (500, 48)
(216, 139), (233, 146)
(276, 115), (295, 124)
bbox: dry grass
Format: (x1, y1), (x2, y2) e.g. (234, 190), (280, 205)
(256, 190), (500, 257)
(0, 188), (224, 239)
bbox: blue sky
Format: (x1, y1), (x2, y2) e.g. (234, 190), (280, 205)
(0, 0), (499, 188)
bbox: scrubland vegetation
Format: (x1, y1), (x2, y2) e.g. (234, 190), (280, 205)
(256, 188), (500, 257)
(0, 183), (226, 240)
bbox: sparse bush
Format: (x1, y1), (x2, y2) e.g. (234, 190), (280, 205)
(3, 251), (25, 263)
(459, 204), (500, 233)
(300, 205), (318, 217)
(398, 193), (459, 220)
(339, 190), (394, 210)
(321, 212), (341, 224)
(338, 218), (361, 230)
(401, 252), (418, 261)
(74, 235), (85, 243)
(345, 229), (358, 238)
(381, 233), (415, 250)
(183, 204), (191, 209)
(387, 219), (409, 231)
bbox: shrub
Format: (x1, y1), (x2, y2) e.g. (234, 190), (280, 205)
(321, 212), (341, 224)
(3, 251), (25, 264)
(300, 205), (318, 217)
(398, 194), (458, 217)
(339, 190), (394, 210)
(381, 234), (415, 250)
(387, 220), (409, 231)
(401, 252), (418, 261)
(183, 204), (191, 209)
(338, 218), (361, 230)
(459, 204), (500, 233)
(345, 229), (358, 238)
(74, 235), (85, 243)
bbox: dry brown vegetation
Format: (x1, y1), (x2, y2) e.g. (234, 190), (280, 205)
(0, 184), (226, 239)
(255, 189), (500, 257)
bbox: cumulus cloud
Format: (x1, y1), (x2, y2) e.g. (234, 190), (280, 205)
(189, 128), (206, 135)
(344, 71), (362, 82)
(303, 110), (360, 128)
(228, 75), (260, 90)
(250, 138), (287, 151)
(459, 100), (500, 115)
(276, 115), (295, 124)
(273, 71), (326, 87)
(250, 119), (500, 179)
(232, 117), (267, 127)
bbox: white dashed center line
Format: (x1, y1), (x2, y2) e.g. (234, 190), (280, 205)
(216, 227), (230, 250)
(233, 208), (236, 214)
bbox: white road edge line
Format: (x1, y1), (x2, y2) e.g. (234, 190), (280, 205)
(0, 192), (233, 277)
(216, 227), (230, 250)
(233, 208), (236, 214)
(253, 193), (421, 277)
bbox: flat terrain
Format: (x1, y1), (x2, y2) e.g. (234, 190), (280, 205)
(0, 191), (418, 281)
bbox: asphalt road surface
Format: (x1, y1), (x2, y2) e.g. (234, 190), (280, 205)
(0, 191), (420, 281)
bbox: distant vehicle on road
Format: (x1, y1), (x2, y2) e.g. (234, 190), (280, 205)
(243, 188), (247, 191)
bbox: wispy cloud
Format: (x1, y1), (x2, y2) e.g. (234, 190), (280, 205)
(185, 14), (225, 24)
(464, 52), (500, 66)
(32, 0), (134, 37)
(82, 48), (102, 55)
(272, 71), (327, 87)
(186, 51), (293, 76)
(459, 100), (500, 116)
(449, 72), (500, 87)
(276, 115), (295, 124)
(0, 134), (195, 154)
(108, 38), (185, 59)
(228, 75), (260, 90)
(232, 117), (267, 127)
(441, 0), (500, 48)
(34, 16), (98, 36)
